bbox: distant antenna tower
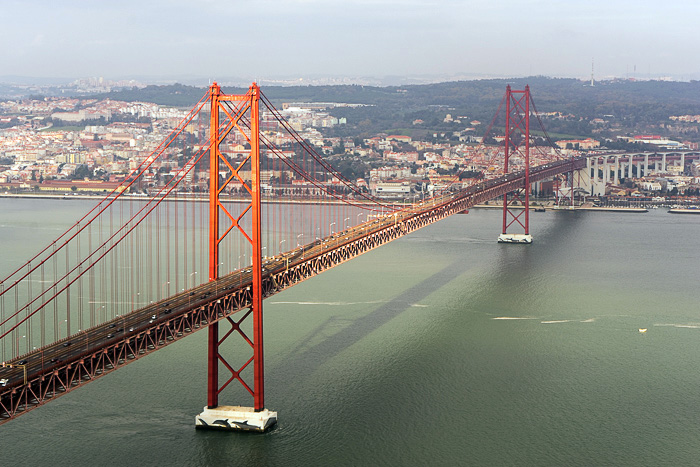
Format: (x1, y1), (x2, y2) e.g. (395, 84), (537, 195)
(591, 58), (595, 87)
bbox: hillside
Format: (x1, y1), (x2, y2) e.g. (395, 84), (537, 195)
(94, 77), (700, 142)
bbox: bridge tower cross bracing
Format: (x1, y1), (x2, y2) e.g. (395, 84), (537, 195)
(197, 82), (277, 432)
(498, 85), (533, 244)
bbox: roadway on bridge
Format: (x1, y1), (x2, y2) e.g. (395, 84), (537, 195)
(1, 156), (583, 407)
(0, 193), (449, 391)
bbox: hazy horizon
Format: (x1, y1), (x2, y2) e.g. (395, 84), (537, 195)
(3, 0), (699, 85)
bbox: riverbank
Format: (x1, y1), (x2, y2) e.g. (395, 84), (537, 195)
(0, 192), (353, 206)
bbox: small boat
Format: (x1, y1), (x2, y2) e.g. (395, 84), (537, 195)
(638, 328), (648, 333)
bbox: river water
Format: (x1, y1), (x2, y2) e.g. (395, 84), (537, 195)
(2, 199), (700, 466)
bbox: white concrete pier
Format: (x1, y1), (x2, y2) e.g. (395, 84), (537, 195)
(498, 233), (533, 244)
(196, 406), (277, 432)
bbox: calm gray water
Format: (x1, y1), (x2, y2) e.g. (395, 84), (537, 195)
(2, 198), (700, 466)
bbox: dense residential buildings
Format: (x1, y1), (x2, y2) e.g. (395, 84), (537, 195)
(2, 95), (700, 203)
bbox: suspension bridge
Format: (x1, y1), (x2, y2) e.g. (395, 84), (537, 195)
(0, 84), (651, 431)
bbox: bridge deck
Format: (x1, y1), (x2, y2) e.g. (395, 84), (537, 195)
(0, 156), (585, 423)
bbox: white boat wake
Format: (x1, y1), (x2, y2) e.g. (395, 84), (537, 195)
(654, 323), (700, 329)
(492, 317), (536, 320)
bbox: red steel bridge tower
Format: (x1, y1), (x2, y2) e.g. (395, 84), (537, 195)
(196, 83), (277, 431)
(498, 85), (533, 244)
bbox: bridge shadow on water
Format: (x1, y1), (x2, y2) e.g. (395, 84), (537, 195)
(272, 260), (468, 385)
(492, 210), (590, 288)
(271, 209), (586, 388)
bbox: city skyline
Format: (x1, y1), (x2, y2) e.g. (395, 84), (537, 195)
(3, 0), (699, 85)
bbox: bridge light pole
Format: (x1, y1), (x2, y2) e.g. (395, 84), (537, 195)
(16, 335), (25, 357)
(344, 217), (350, 230)
(357, 213), (363, 224)
(297, 233), (305, 259)
(329, 222), (335, 235)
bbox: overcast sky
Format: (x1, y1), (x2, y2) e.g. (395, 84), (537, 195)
(2, 0), (699, 83)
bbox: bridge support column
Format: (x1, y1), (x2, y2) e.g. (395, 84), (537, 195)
(594, 157), (599, 184)
(662, 154), (667, 172)
(585, 159), (594, 197)
(614, 156), (620, 185)
(628, 156), (634, 179)
(681, 153), (685, 173)
(590, 158), (604, 197)
(602, 159), (608, 185)
(644, 154), (649, 177)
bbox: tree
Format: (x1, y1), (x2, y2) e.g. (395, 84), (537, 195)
(69, 164), (90, 180)
(71, 185), (78, 192)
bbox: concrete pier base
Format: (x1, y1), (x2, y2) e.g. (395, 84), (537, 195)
(195, 406), (277, 432)
(497, 233), (533, 244)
